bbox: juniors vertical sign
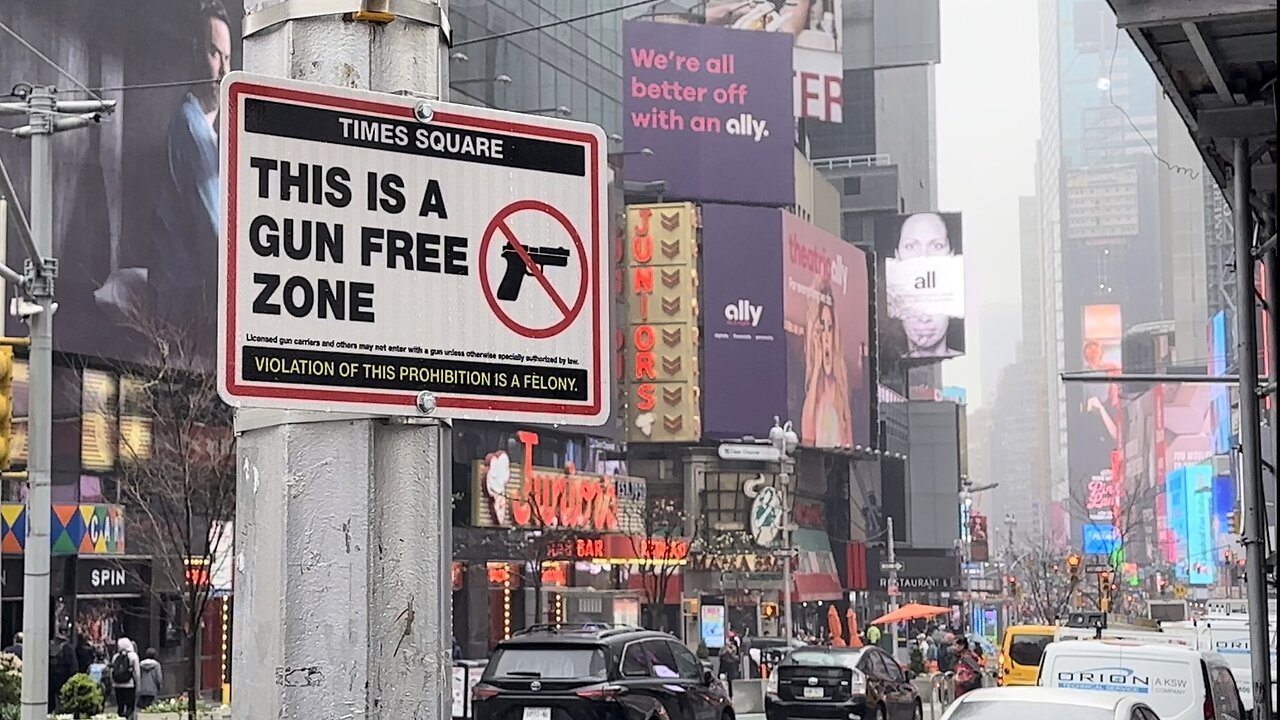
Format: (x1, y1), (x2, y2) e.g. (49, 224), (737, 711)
(218, 73), (609, 423)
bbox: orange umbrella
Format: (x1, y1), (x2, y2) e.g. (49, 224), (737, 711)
(827, 606), (846, 646)
(869, 602), (951, 626)
(846, 608), (863, 648)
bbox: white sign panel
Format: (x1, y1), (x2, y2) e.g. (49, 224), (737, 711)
(218, 73), (609, 423)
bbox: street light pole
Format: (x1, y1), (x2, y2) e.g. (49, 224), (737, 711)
(887, 516), (899, 657)
(770, 418), (799, 645)
(1, 86), (114, 720)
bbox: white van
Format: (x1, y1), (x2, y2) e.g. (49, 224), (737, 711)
(1056, 624), (1199, 647)
(1039, 640), (1246, 720)
(1195, 615), (1278, 711)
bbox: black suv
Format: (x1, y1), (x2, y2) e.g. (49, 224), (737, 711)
(765, 646), (921, 720)
(473, 625), (734, 720)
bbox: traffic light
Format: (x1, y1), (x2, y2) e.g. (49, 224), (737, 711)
(1006, 575), (1020, 598)
(1097, 570), (1112, 593)
(761, 602), (779, 619)
(1067, 553), (1082, 582)
(0, 345), (13, 471)
(1226, 511), (1242, 534)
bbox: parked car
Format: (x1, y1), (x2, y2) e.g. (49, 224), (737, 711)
(765, 646), (922, 720)
(939, 687), (1162, 720)
(472, 624), (733, 720)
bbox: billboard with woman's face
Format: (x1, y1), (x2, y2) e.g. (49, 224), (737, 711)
(872, 213), (966, 368)
(782, 212), (870, 450)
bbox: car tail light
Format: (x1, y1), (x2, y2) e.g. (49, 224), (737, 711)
(472, 685), (499, 702)
(1204, 694), (1215, 720)
(849, 669), (866, 695)
(576, 684), (627, 701)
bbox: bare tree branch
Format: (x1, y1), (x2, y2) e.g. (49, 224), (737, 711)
(99, 310), (233, 720)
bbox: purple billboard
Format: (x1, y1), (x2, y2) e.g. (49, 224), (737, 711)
(623, 21), (795, 207)
(701, 205), (786, 438)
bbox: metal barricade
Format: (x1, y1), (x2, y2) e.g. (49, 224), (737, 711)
(452, 659), (489, 719)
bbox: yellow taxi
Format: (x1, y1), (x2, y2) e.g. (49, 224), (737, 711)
(997, 625), (1056, 686)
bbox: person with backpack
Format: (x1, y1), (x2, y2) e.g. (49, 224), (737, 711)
(111, 637), (141, 719)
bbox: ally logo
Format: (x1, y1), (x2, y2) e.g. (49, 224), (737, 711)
(724, 300), (763, 327)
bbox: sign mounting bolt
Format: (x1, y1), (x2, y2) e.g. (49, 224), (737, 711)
(415, 391), (437, 415)
(414, 101), (434, 123)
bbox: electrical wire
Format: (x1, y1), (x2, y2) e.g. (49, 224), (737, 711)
(454, 0), (660, 47)
(1106, 27), (1199, 180)
(72, 78), (214, 95)
(0, 18), (105, 103)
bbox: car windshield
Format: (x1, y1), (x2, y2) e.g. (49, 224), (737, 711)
(947, 701), (1114, 720)
(487, 646), (607, 680)
(1008, 634), (1054, 666)
(787, 650), (861, 669)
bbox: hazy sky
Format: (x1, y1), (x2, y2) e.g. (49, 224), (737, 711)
(935, 0), (1041, 407)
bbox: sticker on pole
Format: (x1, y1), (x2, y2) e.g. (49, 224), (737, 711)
(217, 72), (609, 423)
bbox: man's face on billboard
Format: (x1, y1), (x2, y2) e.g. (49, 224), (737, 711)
(203, 16), (232, 87)
(896, 213), (951, 259)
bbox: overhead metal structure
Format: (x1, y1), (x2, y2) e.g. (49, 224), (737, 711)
(1105, 4), (1276, 720)
(1107, 0), (1276, 219)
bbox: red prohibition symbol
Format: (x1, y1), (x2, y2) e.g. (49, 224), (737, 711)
(479, 199), (590, 339)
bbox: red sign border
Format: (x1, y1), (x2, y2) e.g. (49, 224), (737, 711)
(222, 80), (603, 418)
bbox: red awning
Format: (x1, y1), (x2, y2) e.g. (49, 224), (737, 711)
(793, 572), (844, 603)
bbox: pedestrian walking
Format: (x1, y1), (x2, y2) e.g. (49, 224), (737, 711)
(719, 636), (741, 695)
(111, 637), (141, 719)
(2, 632), (21, 658)
(49, 631), (78, 712)
(951, 636), (982, 698)
(137, 647), (163, 710)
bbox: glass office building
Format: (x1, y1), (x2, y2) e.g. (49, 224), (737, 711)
(450, 1), (625, 137)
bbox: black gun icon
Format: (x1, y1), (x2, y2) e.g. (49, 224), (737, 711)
(497, 243), (570, 301)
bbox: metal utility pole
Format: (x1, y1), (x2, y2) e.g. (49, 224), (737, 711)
(1, 85), (113, 720)
(769, 418), (798, 645)
(1231, 137), (1274, 720)
(233, 2), (451, 718)
(887, 516), (899, 656)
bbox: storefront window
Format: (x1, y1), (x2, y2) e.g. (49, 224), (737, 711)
(702, 472), (756, 531)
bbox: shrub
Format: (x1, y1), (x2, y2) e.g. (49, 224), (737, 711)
(57, 673), (104, 719)
(0, 653), (20, 708)
(0, 703), (17, 720)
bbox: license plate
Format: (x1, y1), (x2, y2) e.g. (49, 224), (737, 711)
(803, 687), (824, 699)
(523, 708), (552, 720)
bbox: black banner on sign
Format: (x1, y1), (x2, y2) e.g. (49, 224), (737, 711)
(242, 98), (587, 176)
(241, 345), (589, 401)
(76, 558), (149, 596)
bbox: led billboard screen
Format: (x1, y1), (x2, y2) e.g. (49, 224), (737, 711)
(701, 205), (787, 438)
(871, 213), (965, 369)
(1, 0), (242, 367)
(700, 0), (845, 123)
(1209, 310), (1232, 454)
(1184, 463), (1216, 585)
(622, 20), (795, 207)
(782, 212), (871, 450)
